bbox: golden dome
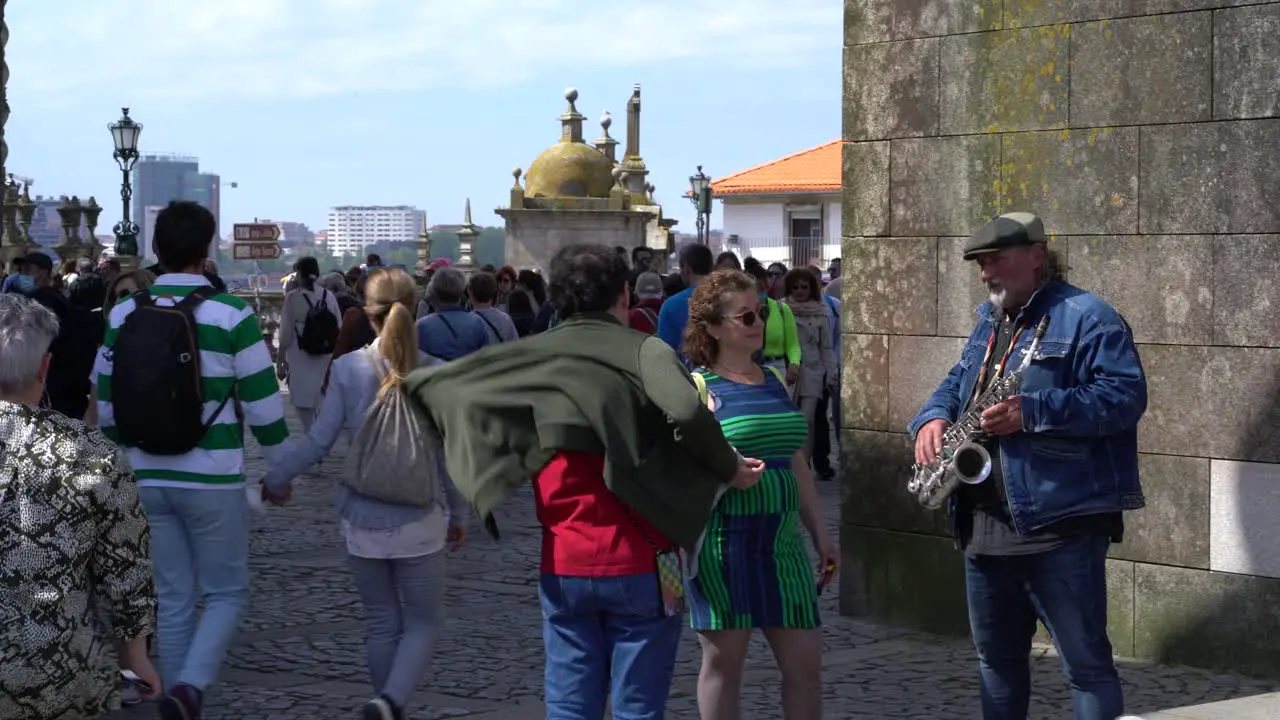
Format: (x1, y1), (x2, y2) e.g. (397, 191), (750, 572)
(524, 140), (615, 199)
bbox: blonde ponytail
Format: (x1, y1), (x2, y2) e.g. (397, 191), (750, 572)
(363, 267), (419, 399)
(377, 302), (415, 398)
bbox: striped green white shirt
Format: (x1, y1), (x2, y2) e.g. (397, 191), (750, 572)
(96, 273), (290, 489)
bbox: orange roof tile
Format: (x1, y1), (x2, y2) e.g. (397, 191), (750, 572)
(711, 140), (842, 196)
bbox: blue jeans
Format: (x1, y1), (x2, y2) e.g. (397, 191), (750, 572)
(139, 486), (250, 692)
(539, 573), (682, 720)
(347, 552), (445, 708)
(965, 534), (1123, 720)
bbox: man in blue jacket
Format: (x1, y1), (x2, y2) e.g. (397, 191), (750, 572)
(909, 212), (1147, 720)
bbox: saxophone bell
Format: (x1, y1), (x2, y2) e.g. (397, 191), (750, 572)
(950, 442), (992, 485)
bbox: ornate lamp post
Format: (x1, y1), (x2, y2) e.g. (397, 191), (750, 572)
(108, 108), (142, 269)
(688, 165), (712, 245)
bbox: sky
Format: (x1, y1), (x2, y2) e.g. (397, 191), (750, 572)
(5, 0), (842, 237)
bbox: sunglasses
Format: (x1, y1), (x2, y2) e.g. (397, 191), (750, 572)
(727, 307), (768, 326)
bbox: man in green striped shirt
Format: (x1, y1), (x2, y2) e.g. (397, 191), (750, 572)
(96, 201), (290, 720)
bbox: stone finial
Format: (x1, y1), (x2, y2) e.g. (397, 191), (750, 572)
(510, 168), (527, 208)
(609, 168), (630, 210)
(457, 198), (477, 274)
(560, 86), (585, 143)
(594, 110), (619, 162)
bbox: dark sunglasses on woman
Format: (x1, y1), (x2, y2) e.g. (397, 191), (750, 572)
(729, 307), (767, 326)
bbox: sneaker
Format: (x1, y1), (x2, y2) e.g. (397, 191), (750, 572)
(158, 682), (203, 720)
(361, 696), (402, 720)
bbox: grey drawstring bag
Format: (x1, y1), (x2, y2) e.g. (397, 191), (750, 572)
(346, 347), (437, 508)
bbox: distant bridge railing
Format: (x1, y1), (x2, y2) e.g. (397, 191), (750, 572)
(722, 236), (841, 269)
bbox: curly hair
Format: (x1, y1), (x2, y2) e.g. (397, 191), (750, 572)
(683, 269), (758, 369)
(547, 244), (629, 319)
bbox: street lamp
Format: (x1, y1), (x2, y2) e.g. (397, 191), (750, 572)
(688, 165), (712, 245)
(108, 107), (142, 267)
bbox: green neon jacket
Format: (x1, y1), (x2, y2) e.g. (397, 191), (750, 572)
(762, 297), (802, 365)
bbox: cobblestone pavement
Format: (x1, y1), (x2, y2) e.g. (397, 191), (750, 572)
(108, 405), (1279, 719)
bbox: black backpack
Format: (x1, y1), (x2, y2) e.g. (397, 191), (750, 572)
(111, 287), (234, 456)
(297, 289), (339, 355)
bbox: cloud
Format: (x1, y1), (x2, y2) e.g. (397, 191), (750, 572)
(8, 0), (840, 100)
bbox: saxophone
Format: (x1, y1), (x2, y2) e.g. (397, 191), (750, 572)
(907, 315), (1050, 510)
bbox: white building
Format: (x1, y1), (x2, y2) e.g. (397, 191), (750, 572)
(325, 205), (424, 257)
(712, 141), (842, 267)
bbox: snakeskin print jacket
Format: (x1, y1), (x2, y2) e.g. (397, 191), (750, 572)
(0, 401), (155, 719)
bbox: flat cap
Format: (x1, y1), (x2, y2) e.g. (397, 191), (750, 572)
(962, 212), (1047, 260)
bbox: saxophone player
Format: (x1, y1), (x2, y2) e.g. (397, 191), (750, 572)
(908, 213), (1148, 720)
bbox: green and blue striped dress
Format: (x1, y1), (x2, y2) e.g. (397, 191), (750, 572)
(686, 368), (820, 630)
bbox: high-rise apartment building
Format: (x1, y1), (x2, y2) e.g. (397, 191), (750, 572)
(132, 153), (220, 258)
(325, 205), (423, 257)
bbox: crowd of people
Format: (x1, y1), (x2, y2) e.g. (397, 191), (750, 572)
(0, 201), (844, 720)
(0, 202), (1149, 720)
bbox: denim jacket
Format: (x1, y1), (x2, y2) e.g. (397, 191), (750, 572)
(907, 281), (1147, 534)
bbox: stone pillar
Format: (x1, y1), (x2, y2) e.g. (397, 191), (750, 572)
(415, 211), (431, 270)
(0, 2), (16, 273)
(841, 0), (1280, 675)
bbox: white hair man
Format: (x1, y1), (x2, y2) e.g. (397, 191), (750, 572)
(0, 294), (161, 717)
(414, 267), (494, 361)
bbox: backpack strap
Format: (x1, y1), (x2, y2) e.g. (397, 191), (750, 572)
(476, 311), (502, 341)
(362, 345), (388, 381)
(639, 306), (658, 328)
(437, 312), (459, 339)
(764, 364), (786, 385)
(691, 371), (709, 406)
(173, 286), (237, 429)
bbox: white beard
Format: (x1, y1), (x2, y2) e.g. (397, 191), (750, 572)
(987, 286), (1008, 308)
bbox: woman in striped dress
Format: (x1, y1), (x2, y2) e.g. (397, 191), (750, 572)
(682, 269), (838, 720)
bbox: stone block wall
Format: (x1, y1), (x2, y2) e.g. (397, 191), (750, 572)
(840, 0), (1280, 676)
(498, 209), (651, 274)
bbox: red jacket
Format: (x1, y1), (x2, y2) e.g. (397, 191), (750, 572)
(533, 450), (673, 576)
(628, 299), (663, 334)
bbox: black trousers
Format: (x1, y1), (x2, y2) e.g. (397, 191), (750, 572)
(812, 388), (833, 476)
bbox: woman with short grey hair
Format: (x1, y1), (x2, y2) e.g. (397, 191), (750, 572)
(0, 294), (161, 718)
(318, 271), (349, 297)
(414, 267), (493, 361)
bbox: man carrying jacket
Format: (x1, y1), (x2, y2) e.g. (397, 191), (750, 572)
(406, 244), (764, 720)
(909, 212), (1147, 720)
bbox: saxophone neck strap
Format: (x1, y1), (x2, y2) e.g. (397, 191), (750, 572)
(969, 317), (1028, 405)
(967, 313), (1052, 409)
